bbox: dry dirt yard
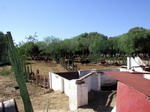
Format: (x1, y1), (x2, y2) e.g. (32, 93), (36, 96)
(0, 61), (118, 112)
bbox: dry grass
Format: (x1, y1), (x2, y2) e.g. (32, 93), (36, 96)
(0, 60), (118, 112)
(0, 61), (69, 112)
(28, 60), (67, 76)
(0, 75), (69, 112)
(77, 63), (119, 71)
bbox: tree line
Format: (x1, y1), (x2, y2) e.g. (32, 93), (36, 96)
(0, 32), (9, 65)
(1, 27), (150, 64)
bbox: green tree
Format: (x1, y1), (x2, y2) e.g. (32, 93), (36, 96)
(35, 41), (47, 55)
(0, 32), (8, 65)
(18, 42), (40, 59)
(128, 27), (150, 54)
(89, 37), (108, 55)
(107, 37), (120, 56)
(118, 33), (134, 55)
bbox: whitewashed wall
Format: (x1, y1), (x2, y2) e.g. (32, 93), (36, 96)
(127, 57), (143, 72)
(78, 70), (91, 78)
(101, 73), (117, 86)
(83, 76), (91, 91)
(91, 73), (101, 91)
(49, 69), (118, 111)
(135, 57), (145, 66)
(49, 72), (89, 111)
(49, 72), (64, 92)
(77, 82), (88, 109)
(79, 70), (117, 89)
(63, 78), (70, 96)
(69, 80), (88, 111)
(82, 73), (101, 91)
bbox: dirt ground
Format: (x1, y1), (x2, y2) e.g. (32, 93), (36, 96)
(0, 61), (118, 112)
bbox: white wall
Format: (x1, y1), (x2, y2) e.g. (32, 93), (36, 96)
(135, 57), (145, 66)
(101, 73), (117, 86)
(78, 70), (91, 78)
(83, 76), (91, 92)
(127, 57), (131, 69)
(77, 82), (88, 108)
(69, 80), (88, 111)
(82, 73), (101, 91)
(79, 70), (101, 91)
(127, 57), (144, 72)
(119, 68), (129, 72)
(91, 73), (101, 91)
(63, 78), (70, 96)
(79, 70), (118, 90)
(49, 72), (64, 92)
(49, 73), (89, 111)
(50, 70), (118, 111)
(131, 57), (139, 68)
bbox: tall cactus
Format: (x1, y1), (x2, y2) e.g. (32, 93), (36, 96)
(6, 32), (33, 112)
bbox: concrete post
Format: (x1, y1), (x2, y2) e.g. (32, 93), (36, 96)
(60, 78), (64, 92)
(49, 72), (52, 89)
(127, 57), (131, 70)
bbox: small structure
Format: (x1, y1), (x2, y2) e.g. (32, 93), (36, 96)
(105, 56), (150, 112)
(49, 56), (150, 111)
(49, 69), (118, 110)
(105, 71), (150, 112)
(120, 57), (149, 73)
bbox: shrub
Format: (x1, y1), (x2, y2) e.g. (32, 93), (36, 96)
(0, 67), (12, 76)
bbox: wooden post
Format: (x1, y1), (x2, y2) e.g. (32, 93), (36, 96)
(36, 69), (40, 86)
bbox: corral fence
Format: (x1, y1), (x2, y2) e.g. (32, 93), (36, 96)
(25, 65), (49, 89)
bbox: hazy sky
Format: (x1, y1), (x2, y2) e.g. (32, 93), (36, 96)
(0, 0), (150, 43)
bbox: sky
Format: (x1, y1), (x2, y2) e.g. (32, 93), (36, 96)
(0, 0), (150, 43)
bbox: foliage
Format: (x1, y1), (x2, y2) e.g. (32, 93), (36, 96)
(35, 41), (47, 55)
(16, 27), (150, 62)
(89, 37), (108, 55)
(118, 27), (150, 55)
(25, 32), (38, 42)
(18, 42), (40, 59)
(0, 32), (9, 65)
(88, 53), (100, 63)
(0, 67), (12, 76)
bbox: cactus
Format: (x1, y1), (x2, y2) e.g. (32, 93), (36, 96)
(6, 32), (33, 112)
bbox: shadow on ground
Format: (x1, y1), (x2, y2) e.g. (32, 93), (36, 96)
(80, 84), (117, 112)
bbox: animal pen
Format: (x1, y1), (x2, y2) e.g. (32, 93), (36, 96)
(48, 56), (150, 111)
(49, 69), (118, 110)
